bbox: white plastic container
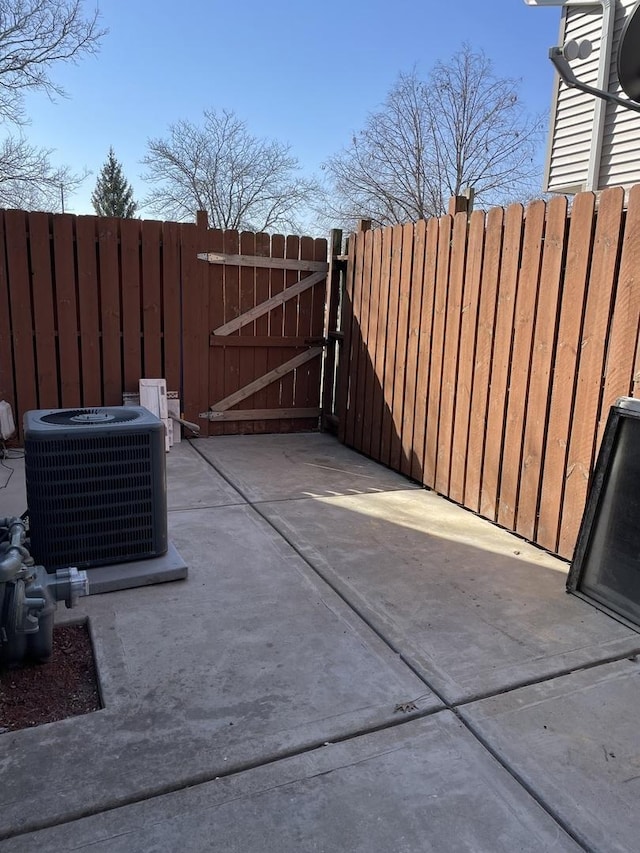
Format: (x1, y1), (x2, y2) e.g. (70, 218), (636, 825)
(0, 400), (15, 439)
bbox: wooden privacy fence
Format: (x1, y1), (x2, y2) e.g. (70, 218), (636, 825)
(0, 211), (182, 428)
(338, 184), (640, 560)
(0, 209), (327, 439)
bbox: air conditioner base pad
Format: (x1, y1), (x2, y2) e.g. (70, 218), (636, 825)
(83, 541), (188, 595)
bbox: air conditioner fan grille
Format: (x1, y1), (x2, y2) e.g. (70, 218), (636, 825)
(39, 408), (141, 426)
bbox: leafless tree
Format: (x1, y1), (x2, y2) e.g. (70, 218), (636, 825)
(0, 0), (105, 124)
(323, 45), (545, 228)
(0, 134), (86, 210)
(0, 2), (104, 210)
(143, 109), (318, 232)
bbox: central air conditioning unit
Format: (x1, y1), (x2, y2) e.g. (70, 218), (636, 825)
(24, 407), (168, 571)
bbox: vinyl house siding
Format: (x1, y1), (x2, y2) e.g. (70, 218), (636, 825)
(547, 5), (602, 192)
(598, 2), (640, 188)
(545, 0), (640, 194)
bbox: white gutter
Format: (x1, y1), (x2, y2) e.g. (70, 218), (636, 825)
(525, 0), (616, 192)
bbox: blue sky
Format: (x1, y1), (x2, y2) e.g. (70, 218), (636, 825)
(19, 0), (563, 219)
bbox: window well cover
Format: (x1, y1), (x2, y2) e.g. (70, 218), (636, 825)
(567, 396), (640, 628)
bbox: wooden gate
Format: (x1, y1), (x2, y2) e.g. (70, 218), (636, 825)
(194, 231), (328, 436)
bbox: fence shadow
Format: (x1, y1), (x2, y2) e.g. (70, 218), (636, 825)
(337, 188), (640, 560)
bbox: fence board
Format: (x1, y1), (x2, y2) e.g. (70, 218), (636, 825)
(75, 217), (102, 406)
(600, 183), (640, 427)
(369, 227), (393, 461)
(120, 218), (142, 394)
(337, 233), (355, 443)
(96, 218), (121, 406)
(517, 196), (568, 542)
(206, 227), (225, 436)
(536, 193), (596, 552)
(411, 218), (438, 483)
(307, 236), (328, 425)
(29, 213), (58, 409)
(52, 215), (81, 408)
(322, 229), (343, 430)
(558, 186), (625, 557)
(253, 232), (272, 434)
(181, 222), (203, 427)
(222, 230), (241, 435)
(5, 211), (37, 420)
(291, 235), (317, 431)
(424, 216), (452, 488)
(498, 200), (546, 531)
(194, 219), (211, 434)
(343, 231), (363, 447)
(161, 220), (181, 394)
(480, 204), (523, 521)
(239, 231), (256, 435)
(390, 223), (413, 472)
(450, 210), (485, 505)
(361, 228), (381, 457)
(280, 235), (300, 433)
(0, 213), (14, 410)
(465, 207), (503, 510)
(436, 213), (467, 495)
(353, 230), (373, 450)
(142, 219), (163, 380)
(268, 235), (287, 432)
(401, 220), (425, 478)
(380, 225), (403, 466)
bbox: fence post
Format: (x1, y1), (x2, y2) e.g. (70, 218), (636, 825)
(321, 228), (343, 432)
(336, 220), (371, 442)
(448, 187), (475, 217)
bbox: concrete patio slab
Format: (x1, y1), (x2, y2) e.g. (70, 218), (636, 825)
(460, 657), (640, 853)
(193, 432), (419, 502)
(166, 441), (245, 510)
(0, 500), (437, 838)
(4, 712), (582, 853)
(3, 431), (638, 850)
(258, 484), (640, 703)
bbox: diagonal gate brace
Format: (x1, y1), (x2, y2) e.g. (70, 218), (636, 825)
(200, 347), (323, 420)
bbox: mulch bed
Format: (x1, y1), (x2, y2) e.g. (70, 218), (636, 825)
(0, 622), (101, 732)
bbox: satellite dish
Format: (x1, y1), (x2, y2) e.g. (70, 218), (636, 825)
(618, 1), (640, 102)
(547, 2), (640, 115)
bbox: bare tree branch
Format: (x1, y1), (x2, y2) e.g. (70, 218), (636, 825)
(142, 109), (319, 232)
(0, 134), (86, 209)
(0, 2), (103, 211)
(0, 0), (106, 124)
(323, 45), (545, 228)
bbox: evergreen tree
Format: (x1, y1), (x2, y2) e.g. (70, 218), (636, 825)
(91, 148), (138, 217)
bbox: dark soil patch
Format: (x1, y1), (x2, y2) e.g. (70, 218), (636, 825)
(0, 623), (101, 732)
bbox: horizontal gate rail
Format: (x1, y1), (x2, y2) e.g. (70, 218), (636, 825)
(202, 407), (321, 422)
(210, 335), (324, 347)
(198, 251), (328, 272)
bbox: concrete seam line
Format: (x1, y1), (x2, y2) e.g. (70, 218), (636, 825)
(455, 647), (640, 707)
(0, 706), (443, 843)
